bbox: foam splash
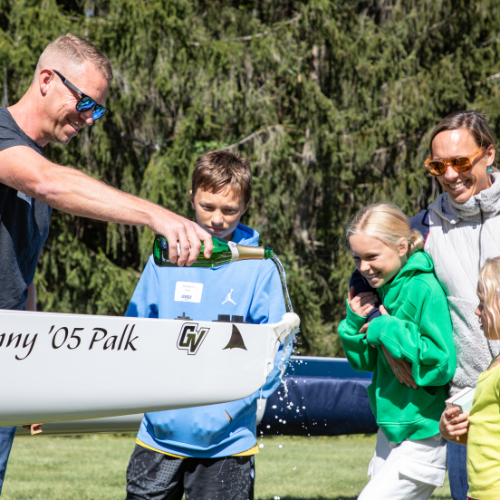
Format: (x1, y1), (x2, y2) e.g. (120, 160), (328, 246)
(271, 254), (299, 398)
(271, 254), (293, 313)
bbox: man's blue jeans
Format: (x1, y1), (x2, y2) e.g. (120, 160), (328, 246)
(447, 440), (468, 500)
(0, 426), (16, 495)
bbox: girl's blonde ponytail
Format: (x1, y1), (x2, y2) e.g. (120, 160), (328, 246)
(408, 231), (424, 257)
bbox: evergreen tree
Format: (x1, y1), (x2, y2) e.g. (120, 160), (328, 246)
(2, 0), (500, 355)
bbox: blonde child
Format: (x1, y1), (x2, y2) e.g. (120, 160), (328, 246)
(441, 256), (500, 500)
(338, 203), (456, 500)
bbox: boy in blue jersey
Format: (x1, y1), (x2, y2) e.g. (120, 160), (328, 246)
(125, 150), (288, 500)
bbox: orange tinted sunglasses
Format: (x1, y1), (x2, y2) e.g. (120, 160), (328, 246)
(424, 146), (485, 176)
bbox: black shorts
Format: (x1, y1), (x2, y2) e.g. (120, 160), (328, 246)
(125, 445), (255, 500)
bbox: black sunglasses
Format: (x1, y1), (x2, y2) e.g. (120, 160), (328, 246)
(53, 70), (107, 121)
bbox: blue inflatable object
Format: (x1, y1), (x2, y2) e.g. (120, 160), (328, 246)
(286, 356), (372, 379)
(258, 356), (378, 436)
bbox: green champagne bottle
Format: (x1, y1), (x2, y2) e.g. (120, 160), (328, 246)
(153, 235), (275, 268)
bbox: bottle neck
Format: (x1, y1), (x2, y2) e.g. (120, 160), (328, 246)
(264, 247), (274, 260)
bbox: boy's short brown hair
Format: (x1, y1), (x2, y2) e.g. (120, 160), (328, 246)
(192, 151), (252, 205)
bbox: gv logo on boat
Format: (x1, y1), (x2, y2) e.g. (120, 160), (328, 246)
(177, 322), (210, 355)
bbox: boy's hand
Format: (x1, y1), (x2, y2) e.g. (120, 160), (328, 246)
(439, 406), (470, 443)
(348, 286), (377, 317)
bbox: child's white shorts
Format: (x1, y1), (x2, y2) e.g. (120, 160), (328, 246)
(358, 428), (447, 500)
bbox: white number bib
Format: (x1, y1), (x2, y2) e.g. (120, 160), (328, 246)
(174, 282), (203, 303)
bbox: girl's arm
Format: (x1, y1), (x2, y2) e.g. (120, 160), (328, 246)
(338, 287), (378, 372)
(439, 407), (469, 444)
(366, 279), (456, 386)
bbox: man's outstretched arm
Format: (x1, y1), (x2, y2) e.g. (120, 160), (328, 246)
(0, 146), (213, 266)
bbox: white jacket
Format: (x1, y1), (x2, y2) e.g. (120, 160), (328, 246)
(425, 173), (500, 393)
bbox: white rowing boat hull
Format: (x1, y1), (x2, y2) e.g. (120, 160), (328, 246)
(0, 310), (298, 427)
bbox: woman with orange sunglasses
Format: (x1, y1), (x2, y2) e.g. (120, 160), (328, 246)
(350, 110), (500, 500)
(424, 113), (499, 500)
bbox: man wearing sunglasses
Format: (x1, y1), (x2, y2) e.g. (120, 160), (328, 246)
(0, 33), (213, 494)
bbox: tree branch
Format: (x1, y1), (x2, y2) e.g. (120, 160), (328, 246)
(474, 72), (500, 87)
(104, 124), (160, 150)
(428, 13), (457, 33)
(222, 125), (283, 150)
(190, 14), (300, 46)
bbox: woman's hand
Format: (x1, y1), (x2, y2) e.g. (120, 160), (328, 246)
(368, 305), (418, 389)
(382, 345), (417, 388)
(348, 286), (377, 317)
(439, 406), (469, 444)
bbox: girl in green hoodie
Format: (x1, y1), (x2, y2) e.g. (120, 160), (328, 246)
(338, 203), (456, 500)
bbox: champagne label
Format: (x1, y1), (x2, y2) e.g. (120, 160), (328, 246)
(227, 241), (239, 262)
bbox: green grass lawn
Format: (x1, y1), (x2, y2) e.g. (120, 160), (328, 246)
(2, 434), (452, 500)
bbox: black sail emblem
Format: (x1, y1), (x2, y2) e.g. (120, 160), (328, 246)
(223, 324), (247, 351)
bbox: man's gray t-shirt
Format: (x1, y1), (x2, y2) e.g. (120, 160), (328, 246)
(0, 108), (52, 310)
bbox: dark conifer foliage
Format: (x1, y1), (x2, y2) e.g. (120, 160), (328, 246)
(2, 0), (500, 355)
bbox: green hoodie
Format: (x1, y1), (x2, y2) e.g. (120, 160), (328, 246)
(338, 250), (456, 444)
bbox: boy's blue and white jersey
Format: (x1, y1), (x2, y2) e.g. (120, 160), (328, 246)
(126, 223), (288, 458)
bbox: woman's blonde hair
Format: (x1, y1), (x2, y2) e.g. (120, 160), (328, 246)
(478, 257), (500, 339)
(346, 203), (424, 256)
